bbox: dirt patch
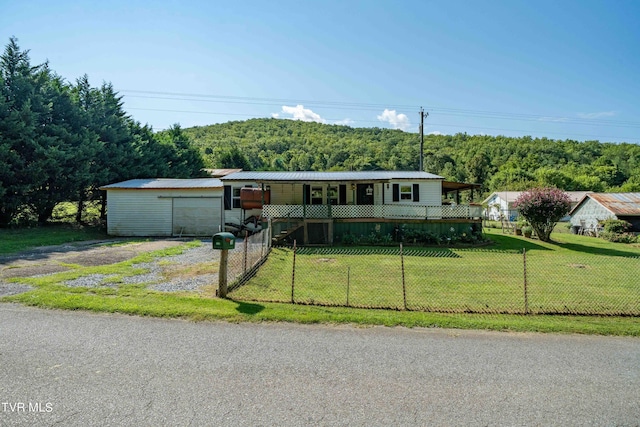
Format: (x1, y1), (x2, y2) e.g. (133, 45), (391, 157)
(567, 263), (590, 269)
(1, 264), (70, 278)
(314, 258), (336, 264)
(0, 240), (185, 280)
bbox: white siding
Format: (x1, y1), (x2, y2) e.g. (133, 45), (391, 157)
(224, 181), (265, 224)
(173, 198), (222, 236)
(570, 198), (615, 229)
(106, 188), (223, 236)
(383, 180), (441, 206)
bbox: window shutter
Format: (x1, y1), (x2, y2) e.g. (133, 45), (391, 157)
(224, 186), (231, 210)
(303, 184), (310, 205)
(413, 184), (420, 202)
(392, 184), (399, 202)
(339, 184), (347, 205)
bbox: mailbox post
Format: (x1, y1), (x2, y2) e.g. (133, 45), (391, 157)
(212, 232), (236, 298)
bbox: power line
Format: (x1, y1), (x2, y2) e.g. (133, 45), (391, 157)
(128, 107), (639, 142)
(120, 89), (640, 129)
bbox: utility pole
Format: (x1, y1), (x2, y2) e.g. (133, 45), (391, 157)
(419, 107), (429, 172)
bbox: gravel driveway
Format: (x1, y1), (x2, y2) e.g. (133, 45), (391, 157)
(0, 239), (222, 297)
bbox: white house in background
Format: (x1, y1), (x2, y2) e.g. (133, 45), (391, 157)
(569, 193), (640, 232)
(483, 191), (591, 221)
(100, 178), (224, 236)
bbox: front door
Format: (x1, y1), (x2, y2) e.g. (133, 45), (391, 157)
(356, 183), (374, 205)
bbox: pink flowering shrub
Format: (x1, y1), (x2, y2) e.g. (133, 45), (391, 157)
(513, 188), (572, 242)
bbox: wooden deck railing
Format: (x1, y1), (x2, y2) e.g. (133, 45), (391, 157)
(262, 204), (482, 220)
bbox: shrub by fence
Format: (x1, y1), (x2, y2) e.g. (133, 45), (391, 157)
(230, 243), (640, 316)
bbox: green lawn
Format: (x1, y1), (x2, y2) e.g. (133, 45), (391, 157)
(0, 224), (108, 254)
(232, 229), (640, 315)
(2, 227), (640, 336)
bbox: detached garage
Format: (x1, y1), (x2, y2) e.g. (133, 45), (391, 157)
(100, 179), (224, 237)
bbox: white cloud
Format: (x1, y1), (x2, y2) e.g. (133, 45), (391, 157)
(576, 111), (616, 119)
(276, 105), (326, 123)
(334, 118), (354, 126)
(377, 109), (410, 131)
(428, 130), (443, 135)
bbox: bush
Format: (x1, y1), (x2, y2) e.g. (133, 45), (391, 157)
(513, 187), (572, 242)
(599, 231), (637, 243)
(602, 219), (632, 234)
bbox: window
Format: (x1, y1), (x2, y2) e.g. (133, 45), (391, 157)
(311, 186), (323, 205)
(232, 187), (241, 208)
(327, 186), (338, 205)
(393, 183), (420, 202)
(400, 185), (412, 200)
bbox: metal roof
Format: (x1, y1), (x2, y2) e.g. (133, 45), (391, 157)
(221, 171), (443, 182)
(203, 168), (243, 177)
(573, 193), (640, 216)
(483, 191), (591, 205)
(100, 178), (223, 190)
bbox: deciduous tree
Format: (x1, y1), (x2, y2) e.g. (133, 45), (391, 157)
(513, 188), (572, 242)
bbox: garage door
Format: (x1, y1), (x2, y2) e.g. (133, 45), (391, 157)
(172, 198), (222, 236)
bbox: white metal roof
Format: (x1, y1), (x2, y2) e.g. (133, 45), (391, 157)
(222, 171), (443, 182)
(483, 191), (591, 205)
(100, 178), (223, 190)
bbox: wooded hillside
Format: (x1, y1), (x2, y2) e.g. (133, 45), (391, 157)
(182, 118), (640, 197)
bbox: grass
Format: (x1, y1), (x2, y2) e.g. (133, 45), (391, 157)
(0, 224), (109, 254)
(2, 227), (640, 336)
(233, 228), (640, 316)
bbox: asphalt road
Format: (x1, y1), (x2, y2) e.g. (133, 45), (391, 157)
(1, 304), (639, 426)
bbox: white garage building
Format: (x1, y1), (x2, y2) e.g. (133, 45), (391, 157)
(100, 178), (224, 237)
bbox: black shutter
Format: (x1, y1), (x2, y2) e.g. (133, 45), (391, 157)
(413, 184), (420, 202)
(392, 184), (399, 202)
(224, 185), (231, 210)
(339, 184), (347, 205)
(304, 184), (311, 205)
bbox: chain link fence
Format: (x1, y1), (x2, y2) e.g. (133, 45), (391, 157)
(230, 242), (640, 315)
(226, 227), (272, 291)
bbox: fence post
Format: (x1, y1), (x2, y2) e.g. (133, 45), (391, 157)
(346, 266), (350, 307)
(291, 240), (297, 303)
(523, 248), (529, 314)
(401, 243), (407, 310)
(218, 249), (228, 298)
(243, 230), (249, 273)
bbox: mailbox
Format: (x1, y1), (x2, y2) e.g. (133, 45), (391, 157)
(213, 232), (236, 250)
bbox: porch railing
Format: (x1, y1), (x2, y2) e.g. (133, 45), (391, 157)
(263, 204), (482, 220)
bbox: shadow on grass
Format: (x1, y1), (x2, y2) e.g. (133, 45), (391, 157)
(484, 233), (552, 252)
(296, 246), (463, 258)
(233, 300), (265, 315)
(554, 241), (640, 258)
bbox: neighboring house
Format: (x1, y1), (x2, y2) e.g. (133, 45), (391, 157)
(483, 191), (591, 221)
(220, 171), (481, 245)
(569, 193), (640, 232)
(100, 178), (224, 236)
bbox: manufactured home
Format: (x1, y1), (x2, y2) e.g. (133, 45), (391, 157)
(221, 171), (482, 245)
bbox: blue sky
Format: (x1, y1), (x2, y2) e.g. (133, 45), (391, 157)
(2, 0), (640, 142)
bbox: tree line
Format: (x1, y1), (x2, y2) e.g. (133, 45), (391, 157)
(0, 37), (205, 226)
(182, 118), (640, 197)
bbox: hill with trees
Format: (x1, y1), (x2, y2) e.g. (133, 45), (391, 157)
(181, 118), (640, 197)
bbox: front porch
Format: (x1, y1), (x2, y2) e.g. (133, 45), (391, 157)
(264, 204), (483, 245)
(263, 203), (483, 220)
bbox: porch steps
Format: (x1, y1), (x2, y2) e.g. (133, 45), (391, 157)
(273, 224), (304, 245)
